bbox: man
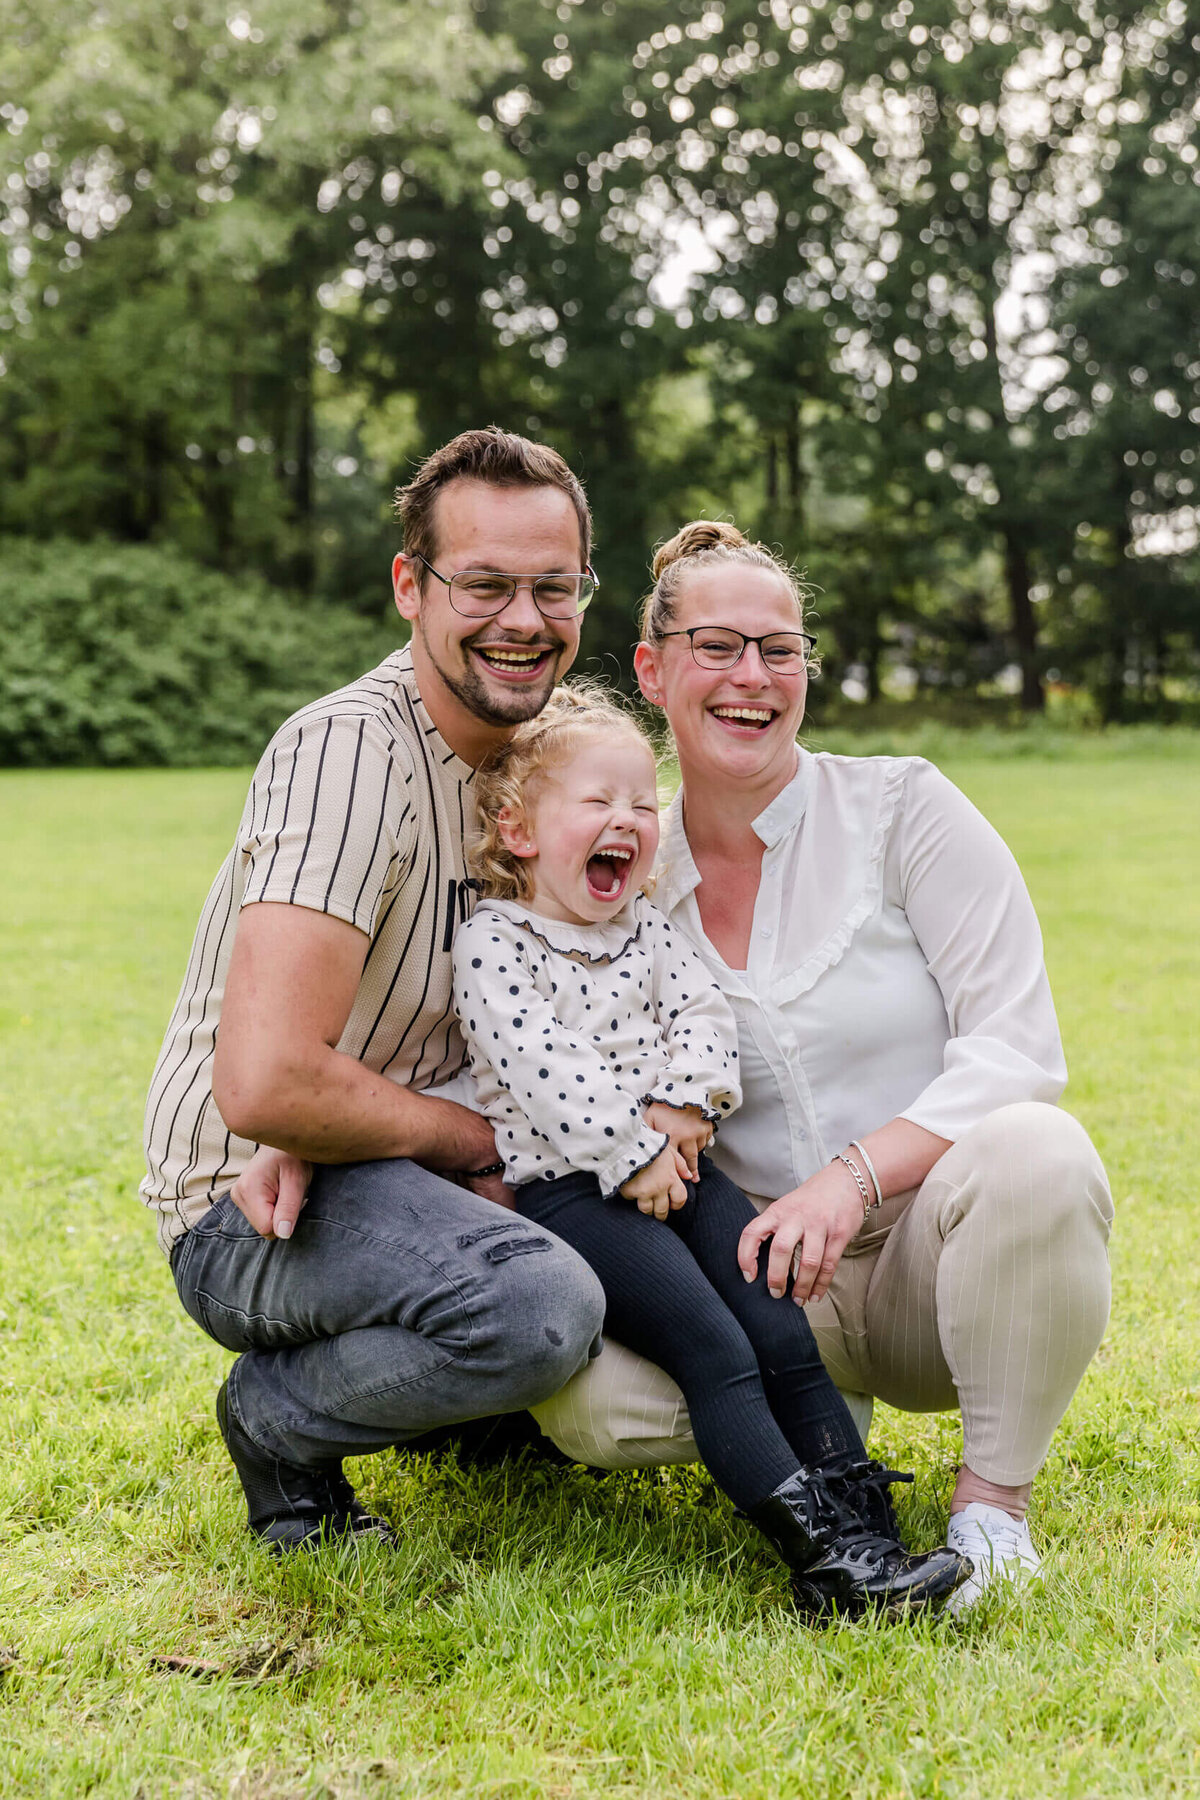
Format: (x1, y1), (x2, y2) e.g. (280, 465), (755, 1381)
(141, 428), (606, 1548)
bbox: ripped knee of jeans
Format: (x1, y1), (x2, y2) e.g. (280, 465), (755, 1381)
(456, 1219), (553, 1263)
(483, 1235), (553, 1264)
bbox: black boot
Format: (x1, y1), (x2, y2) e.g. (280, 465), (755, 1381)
(397, 1410), (576, 1471)
(749, 1464), (971, 1619)
(217, 1382), (395, 1552)
(822, 1455), (912, 1538)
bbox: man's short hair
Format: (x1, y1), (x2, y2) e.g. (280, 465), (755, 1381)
(395, 427), (592, 575)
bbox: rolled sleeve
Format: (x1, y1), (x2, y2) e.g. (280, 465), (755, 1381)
(240, 714), (414, 936)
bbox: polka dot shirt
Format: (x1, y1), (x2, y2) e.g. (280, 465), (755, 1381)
(452, 895), (741, 1195)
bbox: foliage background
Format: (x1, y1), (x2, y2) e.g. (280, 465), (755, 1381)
(2, 0), (1198, 762)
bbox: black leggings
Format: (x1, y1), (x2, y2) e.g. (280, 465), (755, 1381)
(518, 1156), (864, 1512)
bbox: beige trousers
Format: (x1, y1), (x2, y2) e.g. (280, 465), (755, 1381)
(532, 1102), (1114, 1486)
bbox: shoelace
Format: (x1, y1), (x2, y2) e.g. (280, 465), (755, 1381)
(822, 1457), (915, 1543)
(797, 1466), (902, 1559)
(953, 1513), (1029, 1565)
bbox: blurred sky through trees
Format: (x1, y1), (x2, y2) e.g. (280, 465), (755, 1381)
(1, 0), (1197, 743)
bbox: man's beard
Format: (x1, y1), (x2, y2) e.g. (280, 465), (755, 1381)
(418, 622), (563, 726)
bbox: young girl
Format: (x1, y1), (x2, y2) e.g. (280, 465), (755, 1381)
(451, 687), (970, 1617)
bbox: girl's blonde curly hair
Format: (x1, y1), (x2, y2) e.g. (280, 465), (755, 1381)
(469, 681), (655, 903)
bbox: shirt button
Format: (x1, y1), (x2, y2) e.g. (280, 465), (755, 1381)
(760, 926), (773, 938)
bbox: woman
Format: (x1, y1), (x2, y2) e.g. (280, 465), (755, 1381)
(531, 520), (1114, 1614)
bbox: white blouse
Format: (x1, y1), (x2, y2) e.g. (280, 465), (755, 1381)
(452, 895), (741, 1195)
(652, 751), (1067, 1206)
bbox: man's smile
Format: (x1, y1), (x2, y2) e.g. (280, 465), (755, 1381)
(471, 641), (559, 680)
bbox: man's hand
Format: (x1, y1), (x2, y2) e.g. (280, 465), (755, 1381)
(620, 1143), (691, 1221)
(230, 1146), (313, 1240)
(643, 1101), (713, 1181)
(737, 1160), (864, 1304)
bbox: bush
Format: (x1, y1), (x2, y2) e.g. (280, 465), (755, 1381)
(0, 538), (401, 766)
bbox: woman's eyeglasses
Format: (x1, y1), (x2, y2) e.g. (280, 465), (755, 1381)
(658, 625), (816, 672)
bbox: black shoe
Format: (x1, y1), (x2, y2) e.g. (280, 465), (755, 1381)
(216, 1381), (395, 1552)
(397, 1410), (576, 1471)
(821, 1455), (911, 1538)
(749, 1464), (971, 1619)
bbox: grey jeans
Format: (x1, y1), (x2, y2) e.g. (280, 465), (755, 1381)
(171, 1158), (606, 1466)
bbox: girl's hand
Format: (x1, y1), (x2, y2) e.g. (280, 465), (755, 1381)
(643, 1101), (713, 1181)
(737, 1161), (865, 1304)
(230, 1146), (313, 1240)
(620, 1144), (691, 1220)
(460, 1169), (517, 1210)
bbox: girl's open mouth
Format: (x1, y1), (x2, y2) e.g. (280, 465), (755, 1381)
(585, 847), (635, 901)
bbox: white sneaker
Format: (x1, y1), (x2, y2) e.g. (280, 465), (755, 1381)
(944, 1503), (1042, 1616)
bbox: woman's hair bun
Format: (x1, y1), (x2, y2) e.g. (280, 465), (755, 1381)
(652, 519), (747, 581)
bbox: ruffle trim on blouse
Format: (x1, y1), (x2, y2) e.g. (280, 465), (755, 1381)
(770, 756), (909, 1006)
(476, 899), (645, 966)
(599, 1130), (671, 1199)
(647, 1091), (728, 1124)
(510, 915), (645, 967)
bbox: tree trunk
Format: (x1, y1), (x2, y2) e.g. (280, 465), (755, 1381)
(765, 433), (778, 505)
(1002, 529), (1043, 712)
(289, 328), (315, 593)
(784, 419), (803, 527)
(1098, 514), (1134, 723)
(140, 412), (168, 539)
(865, 626), (882, 703)
(203, 449), (234, 565)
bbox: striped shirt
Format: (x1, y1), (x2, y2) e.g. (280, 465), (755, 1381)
(140, 646), (478, 1255)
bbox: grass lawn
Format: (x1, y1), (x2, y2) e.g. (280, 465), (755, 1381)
(1, 747), (1198, 1799)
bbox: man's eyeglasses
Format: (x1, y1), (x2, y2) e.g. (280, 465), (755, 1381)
(658, 625), (816, 673)
(413, 552), (598, 620)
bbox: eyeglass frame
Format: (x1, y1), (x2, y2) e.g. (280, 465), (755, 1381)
(411, 551), (599, 619)
(657, 624), (817, 670)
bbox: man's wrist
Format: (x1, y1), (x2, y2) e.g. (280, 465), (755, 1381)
(401, 1091), (498, 1173)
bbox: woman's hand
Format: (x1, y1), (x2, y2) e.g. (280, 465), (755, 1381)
(643, 1101), (713, 1181)
(737, 1160), (865, 1304)
(230, 1146), (313, 1240)
(620, 1143), (691, 1220)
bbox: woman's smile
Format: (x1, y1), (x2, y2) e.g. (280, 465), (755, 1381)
(707, 701), (781, 734)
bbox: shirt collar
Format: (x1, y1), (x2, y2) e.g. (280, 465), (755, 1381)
(479, 896), (644, 963)
(750, 749), (812, 848)
(392, 644), (480, 787)
(653, 748), (812, 910)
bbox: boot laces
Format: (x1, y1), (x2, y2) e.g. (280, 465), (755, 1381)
(799, 1466), (902, 1561)
(816, 1454), (908, 1527)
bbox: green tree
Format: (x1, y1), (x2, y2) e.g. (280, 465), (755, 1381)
(1038, 16), (1200, 718)
(632, 0), (1200, 712)
(0, 0), (506, 587)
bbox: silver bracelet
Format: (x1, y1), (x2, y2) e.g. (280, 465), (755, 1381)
(849, 1139), (883, 1209)
(832, 1151), (872, 1223)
